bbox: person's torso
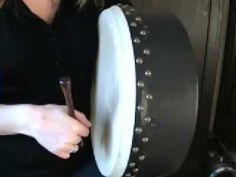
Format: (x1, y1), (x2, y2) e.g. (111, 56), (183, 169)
(0, 0), (99, 176)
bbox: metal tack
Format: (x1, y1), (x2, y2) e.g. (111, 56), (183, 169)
(146, 94), (153, 100)
(122, 4), (130, 8)
(130, 22), (138, 27)
(132, 147), (140, 153)
(133, 168), (139, 173)
(145, 70), (152, 77)
(139, 155), (146, 161)
(125, 173), (131, 177)
(129, 162), (136, 168)
(143, 49), (151, 55)
(133, 38), (141, 44)
(142, 137), (149, 143)
(130, 8), (135, 12)
(140, 30), (147, 36)
(135, 16), (142, 22)
(135, 127), (143, 134)
(144, 117), (152, 123)
(126, 11), (132, 16)
(136, 58), (143, 64)
(137, 106), (145, 111)
(137, 81), (144, 88)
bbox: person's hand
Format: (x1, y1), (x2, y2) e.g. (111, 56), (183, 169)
(27, 104), (91, 159)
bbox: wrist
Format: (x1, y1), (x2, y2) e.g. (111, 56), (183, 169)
(16, 104), (36, 137)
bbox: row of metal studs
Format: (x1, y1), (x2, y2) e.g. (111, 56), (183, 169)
(129, 6), (151, 177)
(119, 4), (153, 177)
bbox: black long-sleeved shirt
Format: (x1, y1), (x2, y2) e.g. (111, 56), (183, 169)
(0, 0), (132, 176)
(0, 0), (99, 177)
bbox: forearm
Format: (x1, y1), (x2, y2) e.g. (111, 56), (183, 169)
(0, 104), (32, 136)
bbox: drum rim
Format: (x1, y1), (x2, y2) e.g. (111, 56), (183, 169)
(91, 5), (137, 177)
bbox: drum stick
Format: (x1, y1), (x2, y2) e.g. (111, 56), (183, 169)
(59, 76), (84, 147)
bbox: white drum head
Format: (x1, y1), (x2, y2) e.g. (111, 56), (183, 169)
(91, 5), (136, 177)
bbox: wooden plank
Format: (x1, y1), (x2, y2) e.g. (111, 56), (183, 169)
(173, 0), (230, 176)
(215, 0), (236, 144)
(205, 0), (230, 133)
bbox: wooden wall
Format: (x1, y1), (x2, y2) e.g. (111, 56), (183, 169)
(132, 0), (230, 176)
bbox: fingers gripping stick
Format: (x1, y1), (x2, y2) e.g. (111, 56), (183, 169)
(59, 76), (84, 147)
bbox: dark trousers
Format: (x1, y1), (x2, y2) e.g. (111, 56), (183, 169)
(71, 158), (104, 177)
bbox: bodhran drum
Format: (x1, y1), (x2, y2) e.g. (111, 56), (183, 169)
(91, 4), (199, 177)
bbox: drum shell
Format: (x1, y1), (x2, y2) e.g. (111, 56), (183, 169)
(123, 9), (199, 177)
